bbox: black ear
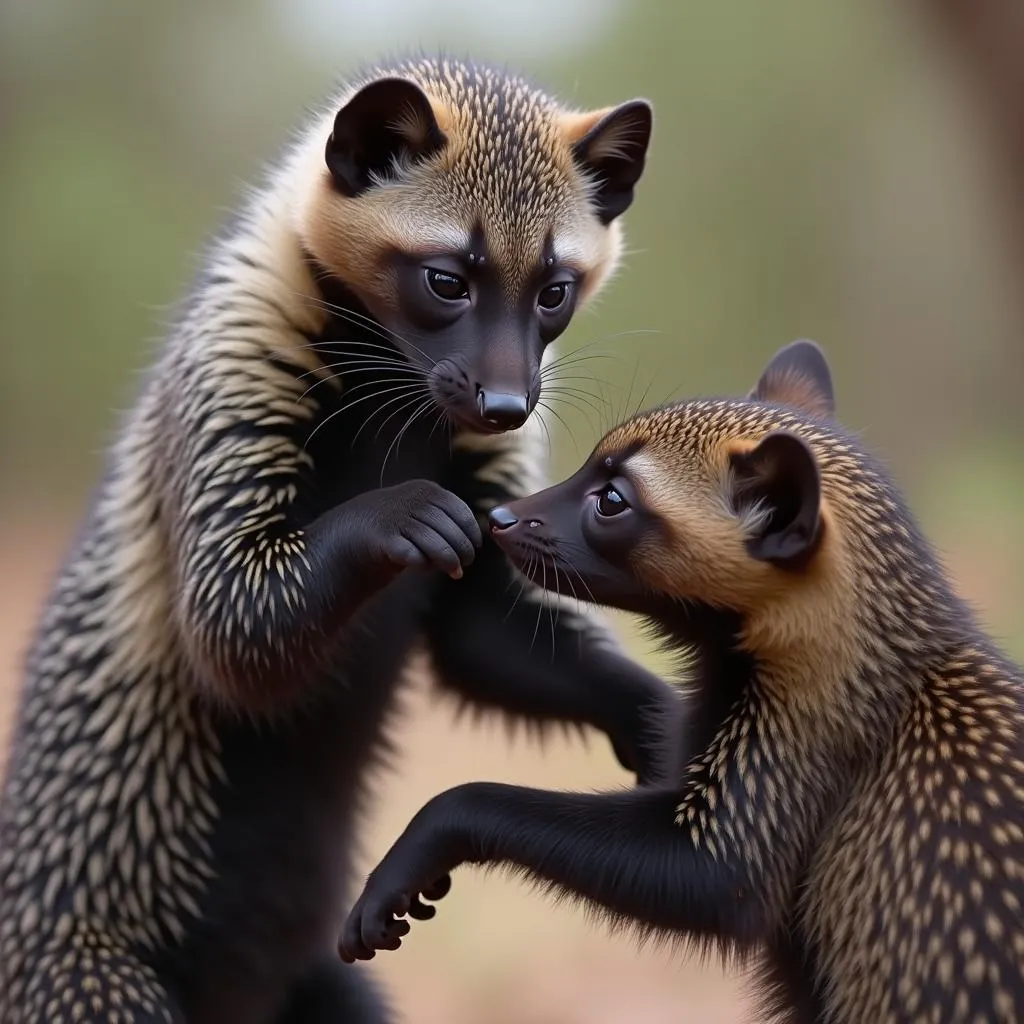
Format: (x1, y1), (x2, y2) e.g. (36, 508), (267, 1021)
(749, 339), (835, 420)
(573, 100), (653, 225)
(729, 431), (822, 570)
(325, 78), (447, 197)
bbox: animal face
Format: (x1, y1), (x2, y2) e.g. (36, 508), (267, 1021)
(489, 340), (844, 616)
(298, 58), (652, 434)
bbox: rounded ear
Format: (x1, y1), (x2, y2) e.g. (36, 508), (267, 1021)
(729, 431), (822, 570)
(570, 99), (653, 225)
(325, 78), (447, 197)
(748, 339), (835, 420)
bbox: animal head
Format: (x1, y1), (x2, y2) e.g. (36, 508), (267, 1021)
(295, 56), (652, 434)
(488, 341), (946, 667)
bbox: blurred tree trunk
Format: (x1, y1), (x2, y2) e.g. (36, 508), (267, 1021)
(927, 0), (1024, 269)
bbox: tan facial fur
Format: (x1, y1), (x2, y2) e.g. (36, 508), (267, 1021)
(292, 59), (628, 319)
(603, 412), (839, 604)
(595, 396), (877, 701)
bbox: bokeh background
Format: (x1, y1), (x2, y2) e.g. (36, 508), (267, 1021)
(3, 1), (1024, 1021)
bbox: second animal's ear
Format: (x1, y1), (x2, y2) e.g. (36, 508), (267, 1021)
(749, 339), (835, 420)
(326, 79), (447, 197)
(568, 100), (653, 225)
(729, 431), (822, 570)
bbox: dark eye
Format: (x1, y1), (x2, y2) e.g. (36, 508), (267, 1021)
(537, 282), (569, 311)
(596, 484), (630, 517)
(425, 268), (470, 302)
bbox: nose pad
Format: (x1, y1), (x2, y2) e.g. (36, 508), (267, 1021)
(476, 388), (529, 430)
(488, 506), (520, 532)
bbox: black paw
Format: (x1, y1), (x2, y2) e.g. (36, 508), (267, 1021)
(338, 873), (452, 963)
(351, 480), (483, 580)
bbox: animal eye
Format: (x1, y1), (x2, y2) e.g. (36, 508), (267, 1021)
(537, 282), (569, 311)
(596, 484), (630, 517)
(425, 268), (470, 302)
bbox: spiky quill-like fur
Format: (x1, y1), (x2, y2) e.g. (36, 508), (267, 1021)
(0, 55), (679, 1024)
(340, 341), (1024, 1024)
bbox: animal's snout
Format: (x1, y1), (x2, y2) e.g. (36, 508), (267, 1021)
(476, 389), (529, 431)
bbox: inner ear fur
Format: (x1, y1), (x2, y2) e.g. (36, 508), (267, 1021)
(749, 339), (835, 420)
(326, 78), (447, 197)
(729, 431), (823, 570)
(565, 99), (653, 225)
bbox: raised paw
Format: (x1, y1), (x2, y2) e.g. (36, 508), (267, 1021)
(338, 873), (452, 962)
(370, 480), (483, 581)
(338, 887), (412, 962)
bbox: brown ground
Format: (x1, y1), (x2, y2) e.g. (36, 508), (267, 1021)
(0, 510), (751, 1022)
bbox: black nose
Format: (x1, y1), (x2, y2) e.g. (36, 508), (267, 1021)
(488, 506), (520, 532)
(477, 389), (529, 430)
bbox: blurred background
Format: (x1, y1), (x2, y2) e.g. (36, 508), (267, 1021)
(2, 1), (1024, 1020)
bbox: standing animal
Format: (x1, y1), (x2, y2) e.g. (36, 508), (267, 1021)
(0, 55), (681, 1024)
(340, 340), (1024, 1024)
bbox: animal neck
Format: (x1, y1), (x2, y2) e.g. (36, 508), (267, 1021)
(648, 596), (921, 767)
(646, 602), (756, 755)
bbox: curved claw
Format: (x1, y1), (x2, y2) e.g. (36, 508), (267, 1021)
(338, 842), (458, 962)
(339, 887), (428, 963)
(407, 895), (436, 921)
(421, 874), (452, 901)
(374, 916), (410, 952)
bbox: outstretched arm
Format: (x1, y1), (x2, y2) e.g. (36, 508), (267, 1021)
(425, 536), (684, 785)
(339, 690), (825, 962)
(338, 781), (762, 962)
